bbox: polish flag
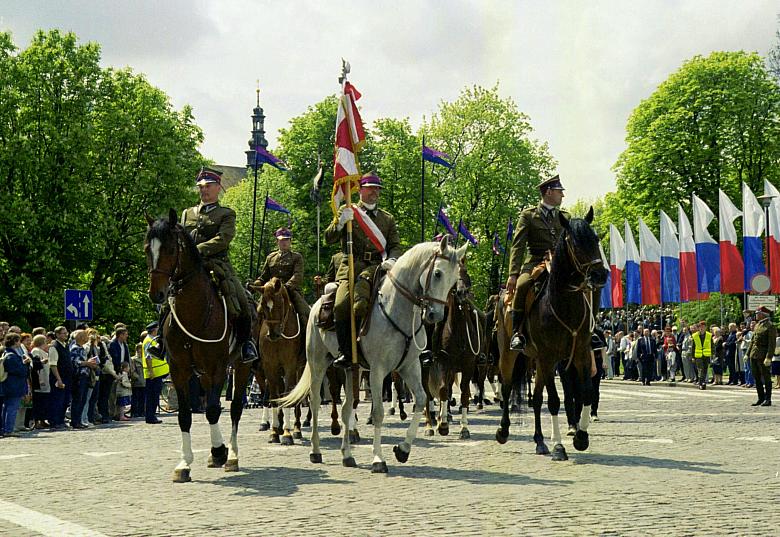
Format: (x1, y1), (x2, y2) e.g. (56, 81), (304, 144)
(718, 189), (744, 294)
(638, 218), (661, 305)
(599, 243), (612, 309)
(624, 221), (641, 305)
(331, 81), (365, 214)
(609, 224), (625, 308)
(678, 204), (706, 302)
(692, 194), (720, 293)
(742, 182), (766, 291)
(765, 179), (780, 293)
(659, 210), (680, 303)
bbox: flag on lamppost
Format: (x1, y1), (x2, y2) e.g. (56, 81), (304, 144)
(458, 219), (479, 246)
(255, 146), (289, 171)
(638, 218), (661, 305)
(718, 189), (744, 294)
(492, 232), (505, 255)
(437, 207), (457, 237)
(659, 210), (680, 304)
(692, 193), (720, 293)
(599, 243), (612, 309)
(264, 196), (290, 214)
(609, 224), (625, 308)
(742, 182), (765, 290)
(422, 146), (454, 169)
(764, 179), (780, 293)
(624, 221), (641, 305)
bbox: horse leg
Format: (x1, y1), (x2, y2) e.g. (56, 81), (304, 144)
(206, 381), (228, 468)
(306, 345), (328, 464)
(393, 361), (425, 464)
(172, 378), (193, 482)
(280, 367), (297, 445)
(574, 355), (594, 452)
(559, 365), (577, 436)
(293, 404), (303, 440)
(370, 367), (388, 473)
(532, 370), (550, 455)
(546, 373), (568, 461)
(437, 381), (449, 436)
(226, 363), (251, 472)
(326, 366), (341, 436)
(459, 364), (473, 440)
(495, 374), (513, 444)
(340, 372), (357, 467)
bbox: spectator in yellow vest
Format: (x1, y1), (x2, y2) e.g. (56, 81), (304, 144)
(142, 322), (169, 424)
(691, 320), (712, 390)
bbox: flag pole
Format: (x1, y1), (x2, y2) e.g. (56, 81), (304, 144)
(432, 201), (442, 239)
(249, 150), (260, 281)
(421, 134), (426, 243)
(256, 190), (269, 278)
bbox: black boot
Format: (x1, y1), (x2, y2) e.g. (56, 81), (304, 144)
(419, 350), (433, 366)
(752, 382), (766, 406)
(509, 310), (525, 351)
(241, 340), (259, 363)
(332, 319), (353, 369)
(761, 382), (772, 406)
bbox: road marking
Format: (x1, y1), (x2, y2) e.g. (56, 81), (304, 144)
(0, 499), (108, 537)
(734, 436), (779, 443)
(637, 438), (674, 444)
(0, 454), (33, 460)
(83, 451), (124, 458)
(599, 388), (684, 399)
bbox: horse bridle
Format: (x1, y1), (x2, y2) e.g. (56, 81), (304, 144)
(147, 228), (197, 295)
(563, 232), (604, 292)
(385, 251), (450, 309)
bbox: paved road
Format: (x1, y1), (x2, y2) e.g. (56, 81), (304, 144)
(1, 379), (778, 536)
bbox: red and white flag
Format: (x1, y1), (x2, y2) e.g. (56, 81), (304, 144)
(331, 81), (366, 214)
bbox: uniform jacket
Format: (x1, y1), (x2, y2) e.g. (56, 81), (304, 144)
(324, 201), (401, 281)
(181, 202), (236, 260)
(257, 250), (304, 290)
(508, 203), (570, 276)
(748, 318), (777, 362)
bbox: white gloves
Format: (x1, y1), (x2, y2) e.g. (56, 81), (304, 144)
(337, 207), (354, 230)
(381, 258), (396, 270)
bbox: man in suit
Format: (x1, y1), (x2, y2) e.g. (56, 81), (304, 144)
(637, 328), (657, 386)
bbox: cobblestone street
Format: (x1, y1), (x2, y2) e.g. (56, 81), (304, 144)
(1, 379), (778, 536)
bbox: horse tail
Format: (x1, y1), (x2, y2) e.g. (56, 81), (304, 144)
(276, 361), (312, 407)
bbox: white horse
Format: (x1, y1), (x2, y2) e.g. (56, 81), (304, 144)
(279, 238), (467, 472)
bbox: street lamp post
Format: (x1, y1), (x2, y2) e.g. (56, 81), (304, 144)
(757, 193), (776, 289)
(245, 84), (268, 280)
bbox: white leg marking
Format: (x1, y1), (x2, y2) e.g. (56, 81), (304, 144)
(578, 405), (591, 433)
(209, 423), (225, 448)
(283, 407), (292, 432)
(461, 405), (469, 430)
(176, 431), (194, 470)
(228, 425), (238, 461)
(551, 414), (562, 445)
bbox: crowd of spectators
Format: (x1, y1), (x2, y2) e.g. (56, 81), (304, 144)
(0, 321), (151, 437)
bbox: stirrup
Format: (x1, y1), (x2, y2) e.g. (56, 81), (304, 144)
(241, 341), (259, 363)
(419, 350), (433, 366)
(510, 332), (526, 351)
(332, 353), (353, 370)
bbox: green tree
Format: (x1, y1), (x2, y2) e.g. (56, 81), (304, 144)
(0, 30), (203, 331)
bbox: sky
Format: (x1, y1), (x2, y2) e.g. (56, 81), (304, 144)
(1, 0), (778, 203)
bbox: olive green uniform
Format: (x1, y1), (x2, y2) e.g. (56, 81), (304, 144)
(747, 317), (776, 402)
(324, 202), (401, 321)
(325, 252), (344, 285)
(508, 203), (569, 313)
(252, 250), (310, 322)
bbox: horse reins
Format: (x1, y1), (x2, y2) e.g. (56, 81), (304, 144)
(262, 288), (301, 340)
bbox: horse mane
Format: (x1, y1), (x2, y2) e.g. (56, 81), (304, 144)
(392, 241), (458, 275)
(147, 216), (203, 270)
(548, 217), (598, 297)
(262, 277), (289, 301)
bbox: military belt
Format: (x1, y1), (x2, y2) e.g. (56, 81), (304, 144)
(361, 251), (378, 263)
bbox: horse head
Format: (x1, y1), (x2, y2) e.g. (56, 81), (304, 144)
(144, 208), (201, 304)
(557, 206), (609, 290)
(415, 235), (468, 324)
(260, 277), (289, 341)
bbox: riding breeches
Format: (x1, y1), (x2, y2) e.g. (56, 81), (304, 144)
(287, 286), (311, 323)
(334, 265), (378, 321)
(510, 272), (534, 313)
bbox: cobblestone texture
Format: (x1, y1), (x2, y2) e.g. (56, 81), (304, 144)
(0, 379), (778, 536)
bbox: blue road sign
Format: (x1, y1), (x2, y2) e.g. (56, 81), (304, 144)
(64, 289), (93, 321)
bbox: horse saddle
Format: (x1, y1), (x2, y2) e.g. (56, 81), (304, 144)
(316, 266), (386, 335)
(524, 256), (552, 315)
(316, 289), (337, 330)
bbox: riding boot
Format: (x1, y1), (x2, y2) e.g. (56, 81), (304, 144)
(752, 381), (765, 406)
(233, 312), (259, 364)
(332, 319), (353, 369)
(419, 324), (434, 366)
(509, 310), (526, 351)
(761, 381), (772, 406)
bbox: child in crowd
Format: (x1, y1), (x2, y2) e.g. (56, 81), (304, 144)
(116, 362), (132, 421)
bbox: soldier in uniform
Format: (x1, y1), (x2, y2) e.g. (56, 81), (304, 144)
(747, 306), (776, 406)
(156, 167), (258, 363)
(250, 227), (310, 325)
(324, 173), (401, 369)
(506, 175), (568, 350)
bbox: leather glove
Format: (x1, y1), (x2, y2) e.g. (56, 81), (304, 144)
(337, 208), (353, 230)
(381, 258), (396, 270)
(764, 358), (772, 367)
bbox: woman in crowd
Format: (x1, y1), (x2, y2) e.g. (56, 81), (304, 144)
(1, 333), (31, 437)
(681, 326), (694, 382)
(29, 334), (51, 429)
(69, 329), (96, 429)
(711, 327), (724, 385)
(662, 325), (678, 383)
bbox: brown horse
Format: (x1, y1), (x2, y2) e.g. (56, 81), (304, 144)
(497, 208), (607, 460)
(145, 209), (253, 482)
(256, 277), (306, 445)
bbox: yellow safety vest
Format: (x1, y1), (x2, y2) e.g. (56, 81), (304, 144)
(142, 335), (170, 379)
(691, 331), (712, 358)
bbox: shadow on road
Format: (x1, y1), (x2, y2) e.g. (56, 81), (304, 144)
(572, 453), (739, 475)
(211, 466), (351, 497)
(389, 464), (574, 486)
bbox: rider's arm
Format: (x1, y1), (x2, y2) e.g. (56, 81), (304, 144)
(287, 253), (304, 289)
(384, 216), (402, 261)
(507, 211), (529, 278)
(324, 210), (344, 245)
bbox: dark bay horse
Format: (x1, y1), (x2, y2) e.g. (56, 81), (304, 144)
(256, 277), (305, 445)
(496, 208), (607, 461)
(145, 209), (253, 482)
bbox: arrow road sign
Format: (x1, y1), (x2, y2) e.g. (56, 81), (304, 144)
(64, 289), (93, 321)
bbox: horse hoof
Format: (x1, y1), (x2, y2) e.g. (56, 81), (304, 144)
(476, 403), (483, 410)
(208, 445), (228, 468)
(302, 419), (311, 428)
(331, 424), (341, 436)
(573, 430), (589, 451)
(172, 468), (192, 483)
(310, 452), (323, 464)
(349, 430), (360, 444)
(399, 410), (407, 421)
(459, 429), (471, 440)
(342, 456), (357, 468)
(393, 445), (410, 463)
(437, 424), (449, 436)
(269, 433), (280, 444)
(535, 443), (550, 456)
(224, 459), (239, 472)
(371, 461), (389, 473)
(424, 429), (434, 437)
(567, 426), (577, 437)
(293, 430), (303, 440)
(388, 407), (396, 415)
(258, 422), (270, 432)
(281, 435), (294, 446)
(551, 444), (568, 461)
(495, 428), (508, 444)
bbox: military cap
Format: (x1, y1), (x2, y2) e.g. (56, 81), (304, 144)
(756, 306), (772, 316)
(538, 174), (565, 193)
(196, 167), (223, 186)
(359, 173), (383, 188)
(274, 227), (293, 239)
(146, 321), (159, 330)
